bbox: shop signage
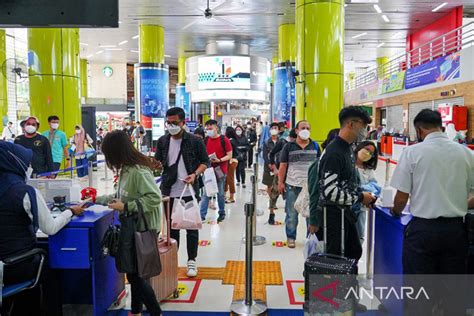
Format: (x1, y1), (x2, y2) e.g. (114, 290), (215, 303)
(103, 66), (113, 77)
(440, 89), (456, 97)
(381, 71), (405, 94)
(405, 52), (460, 90)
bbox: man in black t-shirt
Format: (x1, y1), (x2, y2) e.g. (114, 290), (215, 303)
(14, 116), (54, 177)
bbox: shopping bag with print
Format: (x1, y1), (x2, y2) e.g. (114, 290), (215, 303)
(171, 185), (202, 230)
(294, 182), (310, 218)
(203, 167), (219, 197)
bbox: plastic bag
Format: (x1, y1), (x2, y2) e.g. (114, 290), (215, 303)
(294, 183), (310, 218)
(171, 185), (202, 230)
(304, 233), (324, 260)
(203, 167), (219, 197)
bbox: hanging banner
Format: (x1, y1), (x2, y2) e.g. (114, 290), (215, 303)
(139, 66), (169, 129)
(175, 84), (191, 120)
(273, 66), (295, 125)
(405, 52), (460, 90)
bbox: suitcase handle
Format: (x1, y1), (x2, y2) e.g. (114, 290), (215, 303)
(323, 206), (345, 257)
(162, 196), (171, 247)
(315, 253), (348, 261)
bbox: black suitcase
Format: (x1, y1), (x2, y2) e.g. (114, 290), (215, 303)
(304, 207), (357, 315)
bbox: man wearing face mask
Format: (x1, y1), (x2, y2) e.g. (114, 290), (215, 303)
(246, 122), (258, 168)
(263, 123), (282, 225)
(14, 117), (54, 177)
(42, 115), (69, 173)
(155, 107), (209, 277)
(315, 106), (375, 261)
(391, 109), (474, 275)
(278, 120), (320, 248)
(200, 119), (233, 223)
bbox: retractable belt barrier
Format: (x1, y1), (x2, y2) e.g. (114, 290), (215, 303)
(36, 159), (105, 178)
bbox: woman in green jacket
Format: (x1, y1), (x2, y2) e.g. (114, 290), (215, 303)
(96, 130), (162, 316)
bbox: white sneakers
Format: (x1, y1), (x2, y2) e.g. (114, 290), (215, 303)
(187, 260), (198, 277)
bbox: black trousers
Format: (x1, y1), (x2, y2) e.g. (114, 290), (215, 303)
(316, 207), (362, 261)
(236, 160), (246, 184)
(403, 217), (467, 274)
(247, 147), (254, 168)
(127, 273), (161, 315)
(169, 196), (199, 261)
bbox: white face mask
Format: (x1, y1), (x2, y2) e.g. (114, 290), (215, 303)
(167, 124), (182, 136)
(51, 123), (59, 130)
(236, 130), (242, 136)
(270, 129), (279, 136)
(8, 151), (33, 180)
(25, 125), (37, 134)
(206, 129), (216, 138)
(75, 129), (81, 134)
(298, 129), (311, 141)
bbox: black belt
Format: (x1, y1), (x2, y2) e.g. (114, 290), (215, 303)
(412, 216), (464, 224)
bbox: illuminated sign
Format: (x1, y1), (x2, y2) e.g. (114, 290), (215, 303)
(197, 56), (250, 90)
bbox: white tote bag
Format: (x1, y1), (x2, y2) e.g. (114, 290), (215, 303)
(203, 167), (219, 197)
(294, 182), (310, 218)
(171, 185), (202, 230)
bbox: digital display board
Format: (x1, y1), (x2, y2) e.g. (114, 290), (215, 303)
(197, 56), (250, 90)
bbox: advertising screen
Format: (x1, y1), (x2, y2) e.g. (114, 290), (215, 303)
(139, 67), (169, 129)
(198, 56), (250, 90)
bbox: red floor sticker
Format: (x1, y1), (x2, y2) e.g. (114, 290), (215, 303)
(162, 278), (202, 303)
(199, 240), (211, 247)
(286, 280), (305, 305)
(272, 241), (288, 247)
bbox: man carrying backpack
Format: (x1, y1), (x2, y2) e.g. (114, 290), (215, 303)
(278, 120), (320, 248)
(200, 120), (233, 223)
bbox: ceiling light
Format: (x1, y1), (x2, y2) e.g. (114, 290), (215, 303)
(131, 50), (139, 53)
(96, 50), (104, 55)
(132, 34), (139, 39)
(105, 48), (122, 51)
(432, 2), (447, 12)
(80, 42), (88, 46)
(118, 40), (128, 46)
(391, 31), (404, 39)
(216, 40), (235, 44)
(99, 45), (116, 48)
(352, 32), (367, 39)
(344, 4), (348, 7)
(86, 54), (93, 58)
(382, 14), (390, 23)
(373, 4), (382, 13)
(164, 54), (171, 58)
(118, 21), (122, 24)
(351, 0), (378, 3)
(377, 42), (385, 48)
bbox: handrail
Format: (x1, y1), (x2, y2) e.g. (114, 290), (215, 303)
(346, 21), (474, 91)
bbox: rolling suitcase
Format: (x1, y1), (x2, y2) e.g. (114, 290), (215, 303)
(150, 197), (180, 301)
(304, 207), (357, 315)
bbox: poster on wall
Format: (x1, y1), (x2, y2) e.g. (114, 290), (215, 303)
(273, 66), (295, 125)
(197, 56), (250, 90)
(405, 52), (460, 90)
(175, 84), (191, 120)
(381, 71), (406, 94)
(140, 67), (169, 129)
(152, 118), (165, 141)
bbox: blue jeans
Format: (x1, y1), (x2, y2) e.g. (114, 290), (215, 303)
(354, 208), (367, 242)
(76, 158), (89, 178)
(200, 176), (226, 219)
(285, 184), (308, 240)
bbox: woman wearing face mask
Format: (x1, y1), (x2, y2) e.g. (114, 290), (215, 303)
(352, 141), (381, 242)
(70, 125), (94, 178)
(0, 142), (85, 315)
(234, 125), (250, 188)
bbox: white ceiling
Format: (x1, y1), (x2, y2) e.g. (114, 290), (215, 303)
(79, 0), (474, 68)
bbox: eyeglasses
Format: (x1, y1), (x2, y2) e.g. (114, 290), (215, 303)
(165, 120), (182, 127)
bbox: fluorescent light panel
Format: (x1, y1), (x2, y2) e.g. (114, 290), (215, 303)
(96, 50), (104, 55)
(382, 14), (390, 22)
(351, 0), (378, 3)
(352, 32), (367, 39)
(131, 50), (139, 53)
(132, 34), (139, 39)
(105, 48), (122, 51)
(432, 2), (447, 12)
(373, 4), (382, 13)
(377, 42), (385, 48)
(86, 54), (94, 58)
(118, 40), (128, 45)
(164, 54), (171, 58)
(80, 42), (88, 46)
(99, 45), (116, 48)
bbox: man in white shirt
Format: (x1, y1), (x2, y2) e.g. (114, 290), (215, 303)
(391, 109), (474, 274)
(2, 121), (16, 141)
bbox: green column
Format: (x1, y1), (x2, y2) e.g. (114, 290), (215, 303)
(28, 28), (81, 138)
(296, 0), (344, 142)
(178, 56), (186, 84)
(278, 24), (296, 63)
(0, 30), (7, 128)
(377, 56), (389, 79)
(80, 59), (88, 99)
(139, 25), (165, 64)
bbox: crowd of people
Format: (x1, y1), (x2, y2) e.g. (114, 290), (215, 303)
(1, 105), (473, 315)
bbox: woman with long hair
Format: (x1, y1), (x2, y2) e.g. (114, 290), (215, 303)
(321, 128), (340, 151)
(95, 130), (162, 316)
(70, 125), (93, 178)
(234, 125), (249, 188)
(224, 126), (239, 203)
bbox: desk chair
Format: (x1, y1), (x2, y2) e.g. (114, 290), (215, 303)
(0, 248), (47, 314)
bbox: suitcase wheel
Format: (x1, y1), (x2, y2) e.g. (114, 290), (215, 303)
(173, 289), (180, 299)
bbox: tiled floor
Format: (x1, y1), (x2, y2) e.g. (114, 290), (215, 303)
(86, 159), (391, 313)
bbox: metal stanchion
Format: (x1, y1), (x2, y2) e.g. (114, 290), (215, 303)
(230, 203), (267, 316)
(101, 161), (111, 181)
(366, 207), (374, 279)
(88, 161), (94, 187)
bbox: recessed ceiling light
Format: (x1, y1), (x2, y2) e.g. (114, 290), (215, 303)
(352, 32), (367, 39)
(105, 48), (122, 51)
(86, 54), (93, 58)
(382, 14), (390, 23)
(96, 50), (104, 55)
(131, 50), (139, 53)
(351, 0), (378, 3)
(373, 4), (382, 13)
(377, 42), (385, 48)
(432, 2), (447, 12)
(118, 40), (128, 46)
(99, 45), (116, 48)
(164, 54), (171, 58)
(132, 35), (139, 39)
(216, 40), (235, 44)
(80, 42), (88, 46)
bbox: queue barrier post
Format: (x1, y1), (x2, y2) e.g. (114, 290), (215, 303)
(88, 161), (94, 188)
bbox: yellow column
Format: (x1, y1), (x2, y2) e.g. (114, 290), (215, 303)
(178, 56), (186, 84)
(377, 56), (389, 79)
(278, 24), (296, 63)
(139, 25), (165, 64)
(296, 0), (344, 142)
(28, 28), (81, 137)
(80, 59), (88, 99)
(0, 30), (7, 129)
